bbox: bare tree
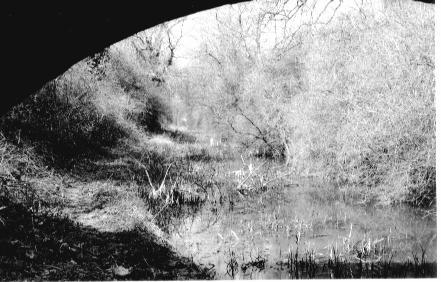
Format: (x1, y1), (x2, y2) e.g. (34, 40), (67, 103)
(130, 17), (187, 83)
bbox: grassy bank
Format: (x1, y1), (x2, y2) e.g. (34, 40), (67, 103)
(0, 113), (222, 280)
(0, 46), (221, 279)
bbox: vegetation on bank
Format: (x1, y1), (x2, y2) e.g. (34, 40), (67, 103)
(0, 33), (216, 278)
(172, 0), (435, 208)
(290, 2), (435, 207)
(0, 0), (435, 279)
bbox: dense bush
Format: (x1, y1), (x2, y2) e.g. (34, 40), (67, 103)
(286, 1), (435, 206)
(176, 24), (305, 160)
(135, 93), (172, 133)
(176, 1), (435, 207)
(0, 80), (128, 165)
(104, 47), (173, 133)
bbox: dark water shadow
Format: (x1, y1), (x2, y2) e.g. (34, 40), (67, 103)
(229, 258), (437, 279)
(271, 257), (437, 279)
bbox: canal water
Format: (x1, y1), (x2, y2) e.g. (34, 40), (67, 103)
(160, 182), (436, 279)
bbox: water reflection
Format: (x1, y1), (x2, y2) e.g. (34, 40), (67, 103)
(162, 184), (436, 279)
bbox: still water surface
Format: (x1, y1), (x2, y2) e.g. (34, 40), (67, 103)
(161, 183), (436, 279)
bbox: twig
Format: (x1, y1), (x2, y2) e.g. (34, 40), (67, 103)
(144, 169), (155, 191)
(236, 161), (267, 190)
(152, 201), (169, 220)
(158, 163), (172, 191)
(263, 170), (295, 187)
(46, 264), (63, 270)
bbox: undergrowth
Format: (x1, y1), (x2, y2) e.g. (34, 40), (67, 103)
(286, 1), (435, 208)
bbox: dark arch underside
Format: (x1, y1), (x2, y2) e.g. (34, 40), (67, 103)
(1, 1), (248, 115)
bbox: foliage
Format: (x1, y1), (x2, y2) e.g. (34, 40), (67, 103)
(168, 0), (435, 207)
(285, 1), (435, 206)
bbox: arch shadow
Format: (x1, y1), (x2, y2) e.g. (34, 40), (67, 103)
(1, 1), (249, 115)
